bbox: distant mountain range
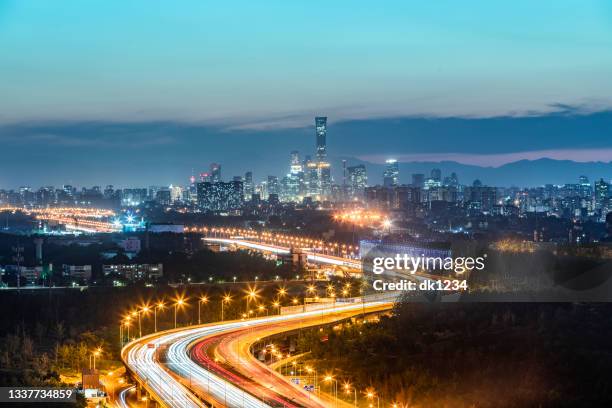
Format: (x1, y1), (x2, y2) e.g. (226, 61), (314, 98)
(331, 157), (612, 187)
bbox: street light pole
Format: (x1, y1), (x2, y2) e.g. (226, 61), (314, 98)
(154, 303), (164, 332)
(198, 296), (208, 325)
(174, 304), (178, 328)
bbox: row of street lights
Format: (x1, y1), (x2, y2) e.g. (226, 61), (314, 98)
(120, 284), (352, 344)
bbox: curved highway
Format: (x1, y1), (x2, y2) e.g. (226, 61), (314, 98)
(122, 294), (396, 408)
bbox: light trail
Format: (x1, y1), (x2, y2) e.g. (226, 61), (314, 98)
(118, 385), (135, 408)
(123, 294), (397, 408)
(1, 206), (120, 232)
(203, 237), (362, 270)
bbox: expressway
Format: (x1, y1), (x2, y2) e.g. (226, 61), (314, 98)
(122, 294), (397, 408)
(202, 237), (361, 270)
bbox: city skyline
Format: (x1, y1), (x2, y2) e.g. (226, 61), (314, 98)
(1, 110), (612, 189)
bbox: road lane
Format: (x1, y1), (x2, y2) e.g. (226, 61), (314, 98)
(123, 293), (397, 408)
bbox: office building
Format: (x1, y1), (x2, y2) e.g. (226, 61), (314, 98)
(347, 164), (367, 198)
(210, 163), (222, 182)
(315, 117), (327, 161)
(383, 159), (399, 187)
(103, 264), (163, 281)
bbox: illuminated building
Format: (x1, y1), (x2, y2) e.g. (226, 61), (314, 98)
(579, 175), (592, 198)
(315, 117), (327, 161)
(121, 188), (147, 207)
(210, 163), (222, 182)
(431, 168), (442, 182)
(383, 159), (399, 187)
(595, 178), (610, 214)
(197, 181), (244, 212)
(102, 263), (163, 281)
(464, 184), (497, 213)
(267, 176), (280, 196)
(62, 264), (92, 281)
(244, 171), (254, 200)
(347, 164), (367, 198)
(365, 185), (420, 209)
(284, 151), (304, 202)
(318, 162), (332, 198)
(424, 178), (442, 190)
(155, 188), (171, 205)
(169, 185), (183, 203)
(304, 158), (319, 196)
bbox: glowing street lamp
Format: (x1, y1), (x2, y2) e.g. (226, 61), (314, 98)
(198, 295), (209, 325)
(174, 298), (186, 328)
(90, 347), (102, 370)
(323, 374), (338, 407)
(343, 382), (357, 407)
(154, 301), (165, 332)
(139, 305), (150, 337)
(366, 389), (380, 408)
(221, 294), (232, 321)
(245, 287), (258, 315)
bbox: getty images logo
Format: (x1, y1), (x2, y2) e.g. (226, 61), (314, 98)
(372, 254), (486, 275)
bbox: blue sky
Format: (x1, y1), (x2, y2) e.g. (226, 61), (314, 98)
(1, 1), (612, 125)
(1, 1), (612, 188)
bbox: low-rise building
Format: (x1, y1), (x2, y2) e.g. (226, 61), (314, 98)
(102, 263), (163, 281)
(62, 264), (92, 281)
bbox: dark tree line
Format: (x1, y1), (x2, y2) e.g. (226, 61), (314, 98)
(300, 302), (612, 407)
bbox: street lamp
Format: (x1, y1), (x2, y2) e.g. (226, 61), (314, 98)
(124, 316), (131, 341)
(139, 305), (150, 337)
(198, 295), (209, 325)
(258, 304), (267, 316)
(323, 374), (338, 407)
(154, 301), (165, 332)
(273, 301), (280, 315)
(90, 347), (102, 371)
(245, 287), (258, 315)
(174, 298), (186, 328)
(366, 389), (380, 408)
(221, 294), (232, 321)
(343, 382), (357, 407)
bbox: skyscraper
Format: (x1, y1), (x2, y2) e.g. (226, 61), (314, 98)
(348, 164), (367, 198)
(431, 168), (442, 182)
(267, 176), (280, 196)
(244, 171), (254, 200)
(286, 151), (303, 202)
(595, 178), (610, 212)
(383, 159), (399, 187)
(210, 163), (221, 183)
(315, 117), (327, 161)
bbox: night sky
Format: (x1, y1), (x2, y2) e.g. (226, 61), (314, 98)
(1, 1), (611, 187)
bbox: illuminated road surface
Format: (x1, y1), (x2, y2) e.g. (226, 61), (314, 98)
(118, 385), (135, 408)
(123, 294), (396, 408)
(190, 305), (394, 408)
